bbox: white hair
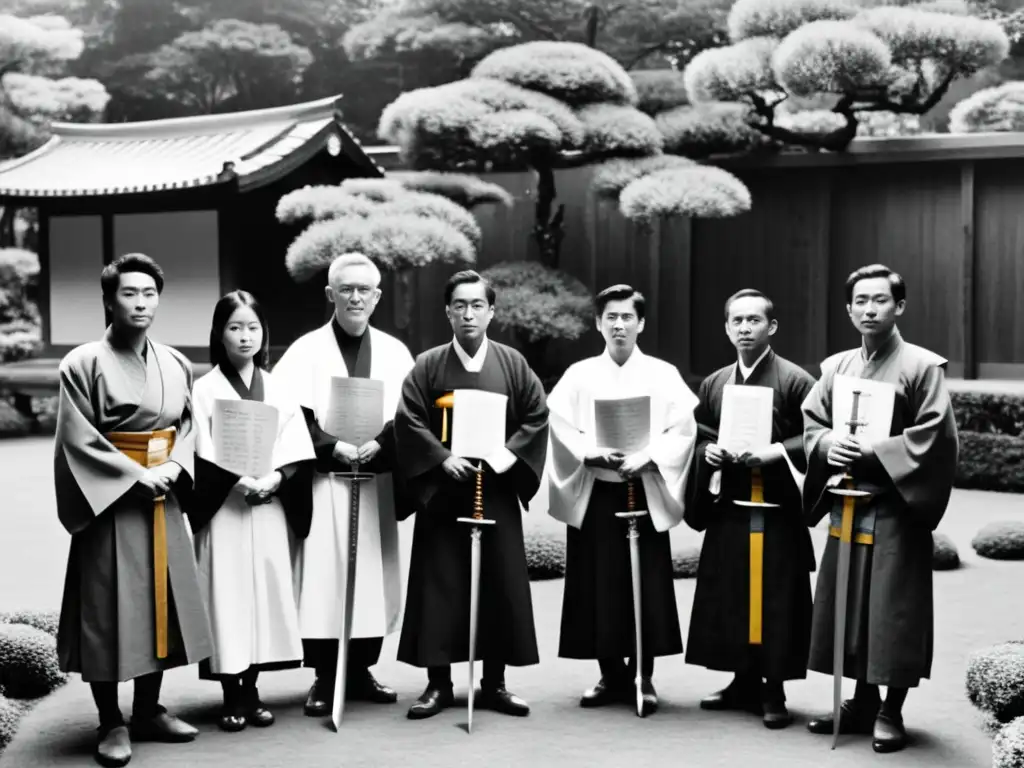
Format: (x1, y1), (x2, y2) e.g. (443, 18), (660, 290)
(328, 252), (382, 287)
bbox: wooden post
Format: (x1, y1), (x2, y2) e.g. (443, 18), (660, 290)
(961, 161), (977, 380)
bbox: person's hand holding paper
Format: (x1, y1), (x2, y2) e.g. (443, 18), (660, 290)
(592, 396), (652, 479)
(449, 389), (510, 478)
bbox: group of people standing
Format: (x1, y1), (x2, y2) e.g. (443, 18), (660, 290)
(49, 250), (958, 768)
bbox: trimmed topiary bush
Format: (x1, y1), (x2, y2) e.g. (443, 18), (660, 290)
(0, 610), (59, 638)
(966, 642), (1024, 724)
(0, 624), (66, 699)
(949, 81), (1024, 134)
(972, 522), (1024, 560)
(932, 532), (961, 571)
(957, 433), (1024, 493)
(0, 695), (22, 750)
(524, 531), (566, 580)
(630, 70), (690, 116)
(953, 392), (1024, 436)
(672, 545), (701, 578)
(995, 716), (1024, 768)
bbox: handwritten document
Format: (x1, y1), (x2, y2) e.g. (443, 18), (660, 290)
(213, 399), (279, 478)
(325, 377), (384, 446)
(594, 396), (651, 454)
(718, 385), (774, 454)
(832, 374), (895, 442)
(451, 389), (508, 460)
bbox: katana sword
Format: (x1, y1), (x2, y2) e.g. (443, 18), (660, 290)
(826, 390), (872, 749)
(615, 478), (649, 717)
(457, 463), (495, 734)
(732, 466), (780, 648)
(329, 459), (374, 731)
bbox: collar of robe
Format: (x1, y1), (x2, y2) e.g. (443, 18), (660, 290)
(860, 326), (902, 364)
(220, 362), (265, 402)
(104, 324), (150, 359)
(602, 344), (645, 371)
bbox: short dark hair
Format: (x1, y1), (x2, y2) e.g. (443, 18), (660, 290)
(595, 284), (646, 320)
(445, 269), (495, 306)
(100, 253), (165, 326)
(845, 264), (906, 304)
(209, 290), (271, 371)
(724, 289), (775, 322)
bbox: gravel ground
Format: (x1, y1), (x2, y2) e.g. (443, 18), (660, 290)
(1, 435), (1019, 767)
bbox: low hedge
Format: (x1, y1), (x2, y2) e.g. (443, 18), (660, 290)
(0, 696), (22, 751)
(524, 531), (566, 580)
(0, 610), (58, 638)
(995, 717), (1024, 768)
(933, 532), (961, 571)
(966, 641), (1024, 724)
(672, 545), (701, 578)
(973, 522), (1024, 561)
(0, 623), (66, 700)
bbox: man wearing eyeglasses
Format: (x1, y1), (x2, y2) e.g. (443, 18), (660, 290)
(273, 252), (416, 719)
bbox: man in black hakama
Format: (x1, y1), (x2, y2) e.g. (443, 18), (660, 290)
(684, 290), (816, 729)
(802, 265), (959, 753)
(394, 270), (549, 720)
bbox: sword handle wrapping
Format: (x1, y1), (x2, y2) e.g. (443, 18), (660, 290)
(627, 478), (636, 512)
(473, 464), (484, 521)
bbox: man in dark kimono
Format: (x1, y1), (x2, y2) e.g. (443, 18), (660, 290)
(272, 253), (416, 717)
(54, 253), (213, 767)
(394, 269), (549, 720)
(802, 265), (959, 753)
(547, 285), (698, 716)
(684, 289), (816, 729)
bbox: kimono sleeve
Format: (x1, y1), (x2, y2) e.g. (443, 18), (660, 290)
(643, 365), (698, 532)
(872, 362), (959, 530)
(53, 351), (146, 535)
(684, 374), (719, 533)
(782, 365), (817, 473)
(188, 379), (240, 534)
(801, 361), (841, 527)
(545, 365), (593, 528)
(503, 348), (550, 506)
(166, 348), (196, 491)
(393, 353), (450, 514)
(271, 383), (317, 540)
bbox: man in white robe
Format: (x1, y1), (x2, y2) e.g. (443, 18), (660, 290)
(547, 284), (698, 715)
(272, 253), (415, 716)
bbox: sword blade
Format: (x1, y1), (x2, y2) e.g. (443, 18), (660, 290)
(831, 498), (855, 749)
(627, 527), (643, 717)
(468, 527), (482, 734)
(332, 476), (362, 731)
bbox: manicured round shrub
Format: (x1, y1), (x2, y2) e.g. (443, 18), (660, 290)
(481, 262), (594, 344)
(619, 165), (752, 226)
(683, 37), (779, 104)
(966, 641), (1024, 723)
(972, 521), (1024, 560)
(995, 716), (1024, 768)
(630, 70), (690, 115)
(525, 531), (566, 580)
(728, 0), (857, 42)
(576, 103), (664, 157)
(655, 102), (775, 159)
(590, 155), (696, 199)
(0, 610), (59, 638)
(386, 171), (514, 209)
(672, 545), (701, 578)
(932, 532), (961, 571)
(0, 623), (66, 699)
(771, 21), (892, 98)
(949, 81), (1024, 134)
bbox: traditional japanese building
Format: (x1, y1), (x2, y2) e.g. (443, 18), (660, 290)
(0, 94), (387, 363)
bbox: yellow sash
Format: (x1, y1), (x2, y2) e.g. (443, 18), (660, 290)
(749, 467), (764, 645)
(105, 427), (176, 660)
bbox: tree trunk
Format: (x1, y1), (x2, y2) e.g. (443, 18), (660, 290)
(0, 206), (16, 248)
(531, 162), (565, 270)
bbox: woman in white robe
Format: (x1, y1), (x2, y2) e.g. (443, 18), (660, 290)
(190, 290), (316, 732)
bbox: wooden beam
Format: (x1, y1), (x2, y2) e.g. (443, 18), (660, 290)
(961, 161), (977, 380)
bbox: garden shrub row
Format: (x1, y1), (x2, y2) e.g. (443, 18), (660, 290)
(0, 610), (66, 754)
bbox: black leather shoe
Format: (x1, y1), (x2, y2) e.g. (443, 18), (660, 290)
(762, 699), (793, 729)
(217, 707), (246, 733)
(872, 711), (908, 753)
(244, 687), (274, 728)
(640, 677), (658, 717)
(477, 685), (530, 716)
(807, 699), (877, 735)
(700, 680), (761, 714)
(407, 684), (454, 719)
(129, 709), (198, 743)
(347, 671), (398, 704)
(303, 678), (332, 717)
(580, 677), (630, 708)
(95, 725), (131, 767)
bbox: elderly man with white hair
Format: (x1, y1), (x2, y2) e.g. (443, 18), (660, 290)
(272, 253), (416, 717)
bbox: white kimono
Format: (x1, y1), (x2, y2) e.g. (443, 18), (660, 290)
(546, 347), (700, 533)
(272, 323), (415, 640)
(192, 365), (316, 676)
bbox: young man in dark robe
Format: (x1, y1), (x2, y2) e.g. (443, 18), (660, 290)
(53, 253), (214, 767)
(801, 264), (959, 753)
(547, 285), (698, 716)
(684, 289), (816, 729)
(272, 253), (415, 717)
(394, 269), (549, 721)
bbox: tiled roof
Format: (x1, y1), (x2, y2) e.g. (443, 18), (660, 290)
(0, 95), (384, 198)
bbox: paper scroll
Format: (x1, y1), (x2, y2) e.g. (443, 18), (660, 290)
(832, 374), (895, 442)
(717, 385), (774, 454)
(325, 377), (385, 446)
(450, 389), (508, 460)
(213, 399), (279, 478)
(594, 396), (651, 454)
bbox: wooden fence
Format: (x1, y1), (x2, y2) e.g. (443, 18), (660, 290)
(335, 134), (1024, 382)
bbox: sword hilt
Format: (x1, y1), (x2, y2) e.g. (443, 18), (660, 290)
(616, 477), (647, 524)
(473, 462), (484, 521)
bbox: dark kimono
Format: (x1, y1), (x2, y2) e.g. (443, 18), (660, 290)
(802, 328), (959, 687)
(54, 328), (213, 682)
(685, 349), (817, 682)
(394, 339), (549, 668)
